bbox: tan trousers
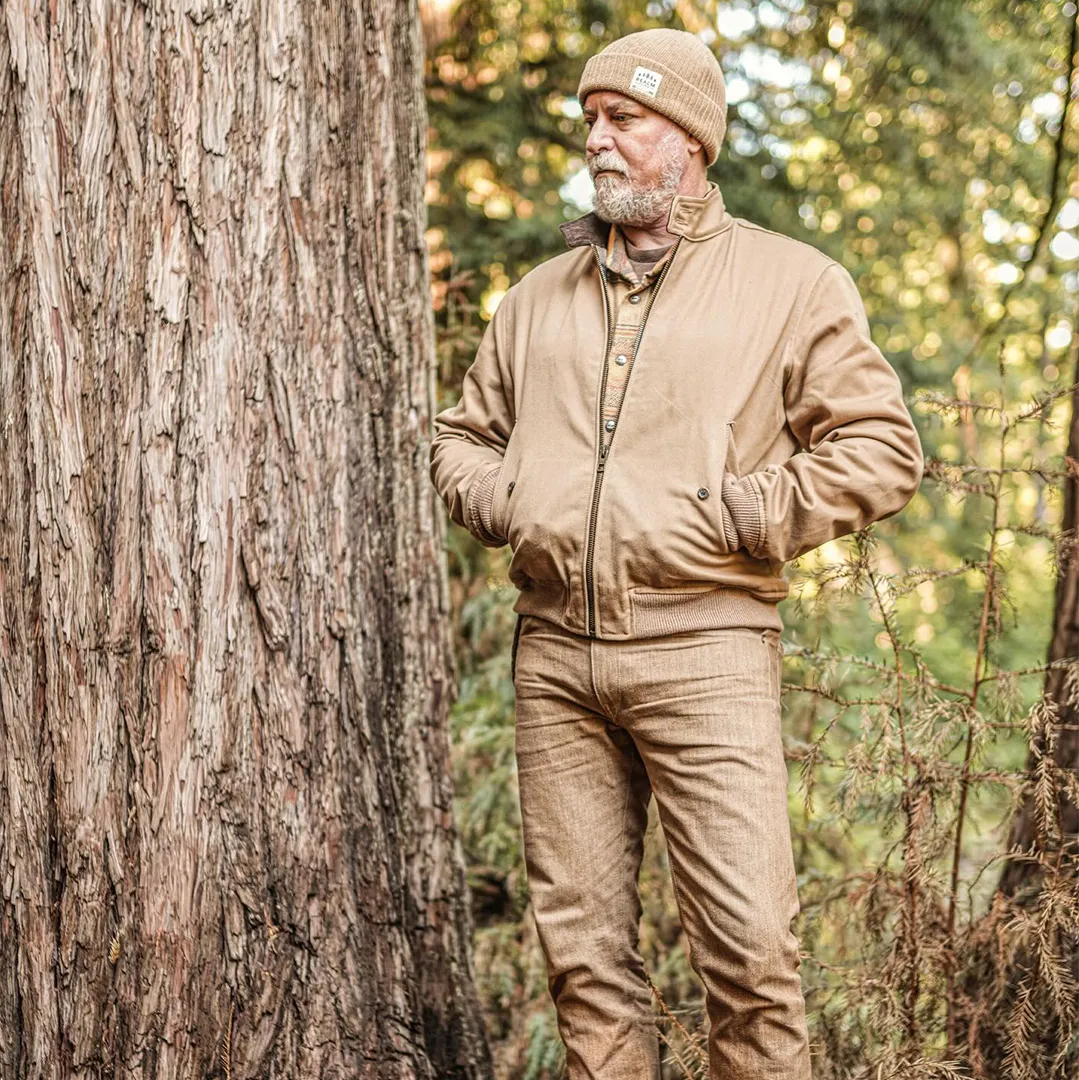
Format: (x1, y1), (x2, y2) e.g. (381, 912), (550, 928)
(512, 614), (812, 1079)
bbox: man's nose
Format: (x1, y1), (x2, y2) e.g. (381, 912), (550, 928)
(585, 117), (614, 156)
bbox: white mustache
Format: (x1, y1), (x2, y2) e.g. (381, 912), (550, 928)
(588, 153), (629, 179)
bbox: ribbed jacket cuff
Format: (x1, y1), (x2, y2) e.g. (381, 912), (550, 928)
(721, 473), (763, 555)
(466, 463), (505, 547)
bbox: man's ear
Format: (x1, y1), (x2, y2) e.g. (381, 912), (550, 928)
(686, 134), (704, 156)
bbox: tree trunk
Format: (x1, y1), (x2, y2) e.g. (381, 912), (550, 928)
(0, 2), (492, 1077)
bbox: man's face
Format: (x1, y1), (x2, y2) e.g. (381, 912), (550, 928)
(582, 91), (693, 227)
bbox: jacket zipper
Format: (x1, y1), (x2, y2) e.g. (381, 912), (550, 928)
(583, 238), (683, 637)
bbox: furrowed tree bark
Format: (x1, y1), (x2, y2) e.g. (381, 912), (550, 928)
(0, 1), (492, 1077)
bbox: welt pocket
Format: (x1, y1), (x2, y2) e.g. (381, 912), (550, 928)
(724, 419), (739, 475)
(491, 467), (516, 539)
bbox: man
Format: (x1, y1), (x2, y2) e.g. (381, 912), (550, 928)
(430, 27), (923, 1080)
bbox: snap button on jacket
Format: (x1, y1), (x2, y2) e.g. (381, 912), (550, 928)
(430, 183), (924, 640)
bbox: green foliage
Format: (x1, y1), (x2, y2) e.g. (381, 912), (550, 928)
(523, 1010), (566, 1079)
(426, 0), (1079, 1075)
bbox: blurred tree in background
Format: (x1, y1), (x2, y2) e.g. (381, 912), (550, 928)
(420, 0), (1079, 1076)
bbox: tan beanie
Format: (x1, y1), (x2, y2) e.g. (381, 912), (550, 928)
(577, 29), (727, 166)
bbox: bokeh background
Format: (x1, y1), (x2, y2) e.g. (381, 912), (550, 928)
(419, 2), (1079, 1076)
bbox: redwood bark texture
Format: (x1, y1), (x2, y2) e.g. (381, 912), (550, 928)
(0, 1), (492, 1077)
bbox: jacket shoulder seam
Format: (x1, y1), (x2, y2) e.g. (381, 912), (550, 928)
(729, 219), (841, 374)
(780, 260), (842, 382)
(732, 218), (837, 264)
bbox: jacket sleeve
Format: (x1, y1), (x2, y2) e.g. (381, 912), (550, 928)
(429, 290), (516, 548)
(721, 261), (924, 564)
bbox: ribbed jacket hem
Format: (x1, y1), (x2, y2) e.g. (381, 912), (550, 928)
(516, 582), (782, 639)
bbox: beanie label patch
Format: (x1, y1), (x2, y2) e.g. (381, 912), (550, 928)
(629, 66), (663, 98)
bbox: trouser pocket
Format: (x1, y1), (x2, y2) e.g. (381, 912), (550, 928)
(510, 613), (523, 682)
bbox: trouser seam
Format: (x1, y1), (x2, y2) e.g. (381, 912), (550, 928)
(618, 733), (656, 1067)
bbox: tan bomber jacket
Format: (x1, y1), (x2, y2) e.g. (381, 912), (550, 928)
(430, 182), (924, 640)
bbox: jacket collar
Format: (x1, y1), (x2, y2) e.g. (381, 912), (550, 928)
(559, 180), (732, 249)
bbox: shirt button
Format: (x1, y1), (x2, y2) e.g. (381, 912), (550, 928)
(615, 354), (628, 365)
(697, 487), (710, 500)
(605, 419), (616, 432)
(629, 294), (641, 303)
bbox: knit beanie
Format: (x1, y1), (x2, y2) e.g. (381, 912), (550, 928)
(577, 29), (727, 166)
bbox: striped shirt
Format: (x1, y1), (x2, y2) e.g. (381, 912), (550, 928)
(598, 225), (675, 453)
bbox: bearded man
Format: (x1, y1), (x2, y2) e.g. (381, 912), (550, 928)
(430, 27), (923, 1080)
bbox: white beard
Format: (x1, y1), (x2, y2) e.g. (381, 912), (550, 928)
(589, 129), (687, 227)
